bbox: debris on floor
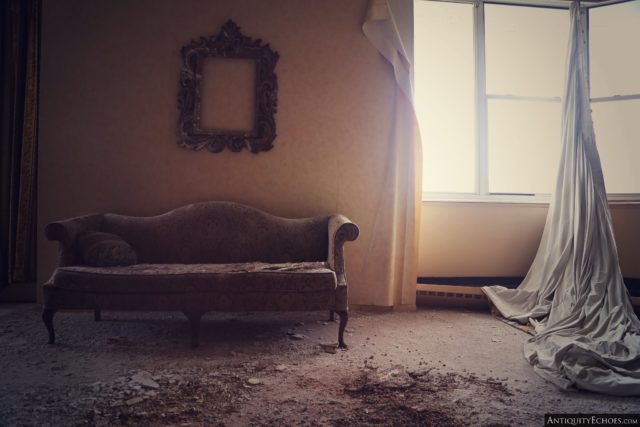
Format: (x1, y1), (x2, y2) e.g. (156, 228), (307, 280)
(1, 306), (639, 426)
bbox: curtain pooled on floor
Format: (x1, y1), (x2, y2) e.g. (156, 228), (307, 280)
(482, 2), (640, 396)
(361, 0), (422, 308)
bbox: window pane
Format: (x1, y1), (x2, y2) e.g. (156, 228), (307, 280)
(592, 100), (640, 194)
(415, 0), (475, 193)
(488, 100), (561, 194)
(485, 5), (568, 98)
(589, 1), (640, 98)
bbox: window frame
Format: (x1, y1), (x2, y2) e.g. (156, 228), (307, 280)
(417, 0), (640, 203)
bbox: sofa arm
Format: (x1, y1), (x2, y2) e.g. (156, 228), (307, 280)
(45, 214), (103, 267)
(327, 215), (359, 285)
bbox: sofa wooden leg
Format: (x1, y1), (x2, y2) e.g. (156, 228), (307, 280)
(329, 310), (335, 322)
(43, 309), (56, 344)
(184, 311), (204, 348)
(94, 309), (102, 321)
(336, 310), (348, 349)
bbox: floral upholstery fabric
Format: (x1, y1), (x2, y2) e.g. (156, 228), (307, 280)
(50, 262), (336, 294)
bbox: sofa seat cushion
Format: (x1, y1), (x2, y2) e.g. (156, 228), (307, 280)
(50, 262), (337, 294)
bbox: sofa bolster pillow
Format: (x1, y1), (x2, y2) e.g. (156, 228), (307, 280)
(76, 231), (137, 267)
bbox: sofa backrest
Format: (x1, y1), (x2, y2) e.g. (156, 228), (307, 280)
(99, 201), (329, 264)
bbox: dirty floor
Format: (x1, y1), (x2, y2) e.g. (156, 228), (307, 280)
(1, 304), (639, 426)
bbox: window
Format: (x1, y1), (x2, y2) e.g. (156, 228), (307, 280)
(589, 1), (640, 195)
(414, 1), (475, 194)
(414, 0), (640, 200)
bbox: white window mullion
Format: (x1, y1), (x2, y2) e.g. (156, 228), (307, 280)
(487, 94), (561, 103)
(474, 1), (489, 196)
(591, 94), (640, 103)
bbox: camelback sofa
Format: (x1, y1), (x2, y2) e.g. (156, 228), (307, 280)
(42, 201), (359, 348)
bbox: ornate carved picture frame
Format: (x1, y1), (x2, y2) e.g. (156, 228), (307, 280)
(177, 20), (279, 153)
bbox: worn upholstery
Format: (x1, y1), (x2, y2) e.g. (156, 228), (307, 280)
(51, 262), (336, 294)
(43, 201), (359, 316)
(59, 203), (330, 264)
(76, 231), (137, 267)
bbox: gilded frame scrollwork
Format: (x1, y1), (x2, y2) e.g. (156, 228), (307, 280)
(177, 20), (279, 153)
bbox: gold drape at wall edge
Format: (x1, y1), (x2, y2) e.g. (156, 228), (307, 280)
(362, 0), (422, 308)
(1, 0), (40, 287)
(12, 0), (39, 283)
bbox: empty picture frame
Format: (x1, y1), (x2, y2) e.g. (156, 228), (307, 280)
(177, 20), (279, 153)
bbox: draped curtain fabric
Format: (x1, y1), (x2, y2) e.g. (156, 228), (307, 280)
(1, 0), (40, 289)
(483, 2), (640, 396)
(362, 0), (422, 307)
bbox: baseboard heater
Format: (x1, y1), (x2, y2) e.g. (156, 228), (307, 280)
(416, 284), (490, 308)
(417, 277), (640, 309)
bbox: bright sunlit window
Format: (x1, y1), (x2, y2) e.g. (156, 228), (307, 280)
(414, 1), (475, 194)
(589, 1), (640, 194)
(414, 0), (640, 200)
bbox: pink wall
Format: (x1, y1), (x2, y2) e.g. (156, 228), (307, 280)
(419, 202), (640, 278)
(38, 0), (399, 305)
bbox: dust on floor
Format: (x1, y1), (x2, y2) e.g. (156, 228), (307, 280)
(1, 305), (639, 426)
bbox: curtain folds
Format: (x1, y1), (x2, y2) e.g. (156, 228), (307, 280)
(483, 2), (640, 395)
(1, 0), (40, 289)
(362, 0), (422, 307)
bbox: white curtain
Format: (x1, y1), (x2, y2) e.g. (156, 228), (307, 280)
(483, 2), (640, 395)
(361, 0), (422, 308)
